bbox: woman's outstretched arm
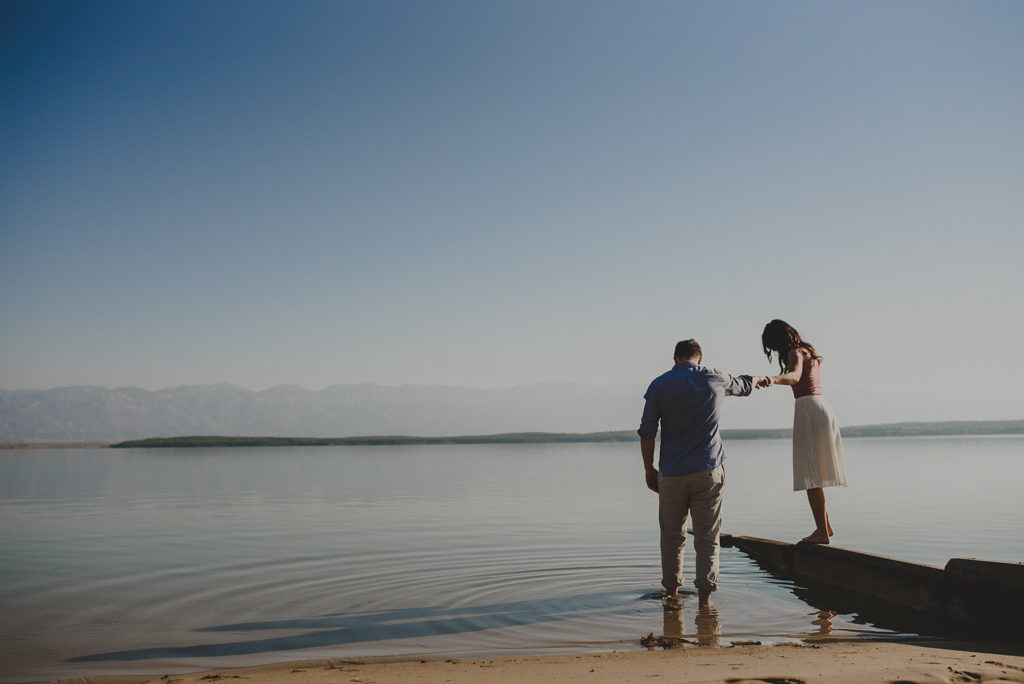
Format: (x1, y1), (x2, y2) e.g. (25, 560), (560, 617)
(767, 348), (804, 386)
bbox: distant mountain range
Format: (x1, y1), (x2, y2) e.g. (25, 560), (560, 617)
(2, 384), (1022, 443)
(0, 383), (645, 441)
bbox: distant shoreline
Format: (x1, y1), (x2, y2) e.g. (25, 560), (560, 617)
(1, 420), (1020, 449)
(0, 440), (114, 449)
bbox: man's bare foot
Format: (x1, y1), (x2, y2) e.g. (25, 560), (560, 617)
(800, 532), (830, 544)
(698, 589), (712, 608)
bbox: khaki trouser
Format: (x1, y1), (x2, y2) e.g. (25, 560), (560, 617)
(658, 465), (724, 593)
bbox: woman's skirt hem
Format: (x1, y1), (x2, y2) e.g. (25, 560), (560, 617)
(792, 395), (847, 492)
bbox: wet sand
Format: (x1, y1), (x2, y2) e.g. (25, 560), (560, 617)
(40, 639), (1024, 684)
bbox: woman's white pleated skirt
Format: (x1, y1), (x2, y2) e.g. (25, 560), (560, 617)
(792, 395), (847, 491)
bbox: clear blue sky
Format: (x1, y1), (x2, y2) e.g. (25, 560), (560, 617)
(2, 1), (1022, 424)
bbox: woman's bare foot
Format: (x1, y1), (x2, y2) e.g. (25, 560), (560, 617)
(800, 531), (830, 544)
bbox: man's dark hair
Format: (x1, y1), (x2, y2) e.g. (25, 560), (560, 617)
(674, 339), (702, 361)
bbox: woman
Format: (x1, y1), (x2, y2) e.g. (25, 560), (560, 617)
(760, 319), (847, 544)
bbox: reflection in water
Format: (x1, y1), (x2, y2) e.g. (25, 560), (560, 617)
(660, 597), (720, 648)
(808, 610), (836, 638)
(792, 582), (945, 638)
(695, 605), (721, 647)
(661, 598), (684, 641)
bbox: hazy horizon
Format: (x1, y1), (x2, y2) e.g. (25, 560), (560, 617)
(3, 1), (1022, 427)
(3, 382), (1021, 441)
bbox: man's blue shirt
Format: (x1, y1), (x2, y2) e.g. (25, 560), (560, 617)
(638, 361), (754, 476)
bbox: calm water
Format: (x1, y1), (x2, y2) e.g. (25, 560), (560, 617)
(1, 436), (1022, 683)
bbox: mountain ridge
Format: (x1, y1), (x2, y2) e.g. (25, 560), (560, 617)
(0, 382), (646, 440)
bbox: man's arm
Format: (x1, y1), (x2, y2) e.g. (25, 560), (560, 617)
(638, 388), (660, 493)
(720, 372), (768, 396)
(640, 437), (658, 493)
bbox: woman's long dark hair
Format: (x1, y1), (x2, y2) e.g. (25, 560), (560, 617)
(762, 319), (822, 373)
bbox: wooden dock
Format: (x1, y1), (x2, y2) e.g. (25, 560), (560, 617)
(721, 534), (1024, 638)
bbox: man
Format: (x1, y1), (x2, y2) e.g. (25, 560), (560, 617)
(638, 339), (767, 607)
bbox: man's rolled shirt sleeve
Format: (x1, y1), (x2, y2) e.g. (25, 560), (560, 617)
(638, 382), (660, 440)
(720, 372), (755, 397)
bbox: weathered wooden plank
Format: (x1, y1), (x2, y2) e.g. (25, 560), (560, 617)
(722, 534), (1024, 637)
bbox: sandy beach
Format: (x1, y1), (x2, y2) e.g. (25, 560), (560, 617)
(39, 639), (1024, 684)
